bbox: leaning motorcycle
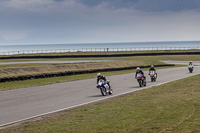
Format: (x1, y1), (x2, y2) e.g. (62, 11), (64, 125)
(136, 73), (146, 87)
(149, 70), (157, 82)
(97, 79), (112, 96)
(188, 66), (193, 73)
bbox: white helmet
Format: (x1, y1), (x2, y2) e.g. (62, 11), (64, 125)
(136, 67), (140, 71)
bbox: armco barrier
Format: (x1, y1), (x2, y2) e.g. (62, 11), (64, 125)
(0, 64), (174, 83)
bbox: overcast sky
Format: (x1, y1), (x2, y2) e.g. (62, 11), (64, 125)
(0, 0), (200, 44)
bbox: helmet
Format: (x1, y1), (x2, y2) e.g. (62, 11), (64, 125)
(136, 67), (140, 72)
(97, 73), (101, 77)
(151, 65), (154, 68)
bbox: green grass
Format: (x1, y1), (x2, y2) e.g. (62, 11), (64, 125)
(0, 56), (163, 77)
(1, 54), (199, 78)
(1, 73), (200, 133)
(0, 53), (194, 91)
(1, 54), (200, 63)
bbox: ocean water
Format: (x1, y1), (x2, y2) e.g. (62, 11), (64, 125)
(0, 41), (200, 53)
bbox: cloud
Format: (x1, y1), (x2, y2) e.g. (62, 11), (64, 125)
(75, 0), (200, 12)
(76, 0), (139, 9)
(1, 0), (77, 13)
(0, 29), (33, 41)
(0, 0), (200, 44)
(2, 0), (52, 10)
(134, 0), (200, 12)
(2, 0), (200, 13)
(74, 10), (200, 42)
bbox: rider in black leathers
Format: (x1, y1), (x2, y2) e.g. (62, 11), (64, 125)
(135, 67), (145, 79)
(149, 65), (156, 72)
(97, 73), (110, 88)
(148, 65), (157, 77)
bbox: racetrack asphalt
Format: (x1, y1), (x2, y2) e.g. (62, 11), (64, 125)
(0, 65), (200, 127)
(161, 60), (200, 65)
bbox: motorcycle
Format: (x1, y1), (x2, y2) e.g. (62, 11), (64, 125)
(188, 66), (193, 73)
(97, 79), (112, 96)
(136, 73), (146, 87)
(149, 70), (157, 82)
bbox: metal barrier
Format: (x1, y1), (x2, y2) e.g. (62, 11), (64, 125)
(0, 47), (200, 55)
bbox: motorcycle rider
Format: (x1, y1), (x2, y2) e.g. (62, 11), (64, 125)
(188, 61), (193, 68)
(97, 73), (110, 88)
(149, 65), (156, 72)
(148, 65), (157, 77)
(135, 67), (145, 79)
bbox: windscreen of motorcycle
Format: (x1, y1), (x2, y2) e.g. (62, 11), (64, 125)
(137, 73), (142, 78)
(150, 71), (155, 76)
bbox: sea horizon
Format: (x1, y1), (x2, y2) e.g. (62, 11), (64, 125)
(0, 40), (200, 53)
(1, 40), (200, 46)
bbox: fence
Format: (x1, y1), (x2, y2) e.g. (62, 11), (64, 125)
(0, 46), (200, 55)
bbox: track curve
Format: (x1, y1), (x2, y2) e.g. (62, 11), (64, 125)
(0, 66), (200, 127)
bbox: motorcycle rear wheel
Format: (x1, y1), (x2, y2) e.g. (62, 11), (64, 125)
(109, 88), (113, 95)
(144, 82), (146, 86)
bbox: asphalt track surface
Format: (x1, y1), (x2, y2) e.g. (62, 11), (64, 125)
(0, 66), (200, 127)
(162, 60), (200, 65)
(0, 60), (111, 65)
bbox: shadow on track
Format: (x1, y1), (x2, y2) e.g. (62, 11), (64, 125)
(88, 95), (103, 98)
(129, 86), (143, 89)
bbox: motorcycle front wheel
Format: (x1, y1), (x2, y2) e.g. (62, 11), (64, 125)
(100, 87), (107, 96)
(151, 77), (154, 82)
(139, 81), (142, 87)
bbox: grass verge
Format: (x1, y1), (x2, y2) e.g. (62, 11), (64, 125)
(1, 73), (200, 133)
(1, 54), (198, 78)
